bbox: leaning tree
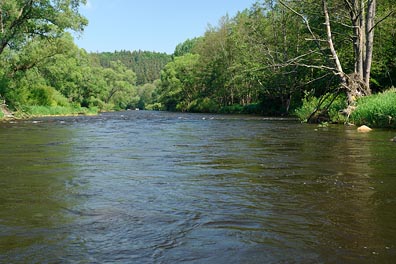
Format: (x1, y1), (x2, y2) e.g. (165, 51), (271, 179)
(279, 0), (394, 111)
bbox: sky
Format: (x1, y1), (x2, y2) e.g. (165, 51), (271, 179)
(74, 0), (257, 54)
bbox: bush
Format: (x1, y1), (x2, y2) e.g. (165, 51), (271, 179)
(243, 103), (263, 114)
(294, 92), (347, 123)
(219, 103), (263, 114)
(28, 85), (54, 106)
(350, 88), (396, 128)
(51, 90), (70, 107)
(17, 105), (98, 117)
(146, 102), (163, 111)
(186, 98), (219, 113)
(220, 104), (244, 114)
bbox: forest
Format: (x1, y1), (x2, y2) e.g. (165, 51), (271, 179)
(0, 0), (395, 127)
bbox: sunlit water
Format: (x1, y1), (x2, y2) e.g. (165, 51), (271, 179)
(0, 111), (395, 263)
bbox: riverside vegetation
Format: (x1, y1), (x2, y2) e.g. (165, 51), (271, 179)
(0, 1), (395, 128)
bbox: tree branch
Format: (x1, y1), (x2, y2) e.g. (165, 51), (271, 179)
(369, 10), (394, 33)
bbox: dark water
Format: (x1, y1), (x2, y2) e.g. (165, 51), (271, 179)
(0, 111), (395, 263)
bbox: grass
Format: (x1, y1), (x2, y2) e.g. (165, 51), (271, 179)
(294, 88), (396, 128)
(294, 92), (347, 123)
(15, 105), (99, 118)
(350, 88), (396, 128)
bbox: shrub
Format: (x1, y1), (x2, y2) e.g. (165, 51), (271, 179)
(17, 105), (98, 117)
(51, 90), (70, 107)
(243, 103), (263, 114)
(28, 85), (54, 106)
(294, 94), (319, 122)
(294, 92), (347, 123)
(187, 98), (219, 113)
(146, 102), (163, 111)
(350, 88), (396, 128)
(220, 104), (244, 114)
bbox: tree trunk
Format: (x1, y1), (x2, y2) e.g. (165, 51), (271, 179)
(324, 0), (375, 107)
(323, 0), (344, 77)
(363, 0), (376, 92)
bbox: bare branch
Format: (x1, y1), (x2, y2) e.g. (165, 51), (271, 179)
(369, 10), (395, 33)
(279, 0), (320, 50)
(322, 0), (344, 76)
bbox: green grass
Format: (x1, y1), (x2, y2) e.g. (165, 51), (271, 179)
(350, 88), (396, 128)
(15, 105), (98, 118)
(294, 92), (347, 123)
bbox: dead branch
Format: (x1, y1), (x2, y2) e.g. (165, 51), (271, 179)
(369, 10), (395, 33)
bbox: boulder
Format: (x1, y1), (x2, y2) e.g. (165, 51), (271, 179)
(357, 125), (372, 132)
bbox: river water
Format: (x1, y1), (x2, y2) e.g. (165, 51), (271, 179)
(0, 111), (395, 263)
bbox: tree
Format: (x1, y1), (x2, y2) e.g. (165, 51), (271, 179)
(173, 37), (202, 57)
(158, 53), (200, 111)
(0, 0), (87, 55)
(278, 0), (393, 109)
(102, 61), (137, 110)
(231, 3), (311, 113)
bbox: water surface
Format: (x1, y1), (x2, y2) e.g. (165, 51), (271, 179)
(0, 111), (395, 263)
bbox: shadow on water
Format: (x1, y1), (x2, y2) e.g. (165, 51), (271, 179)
(0, 111), (396, 263)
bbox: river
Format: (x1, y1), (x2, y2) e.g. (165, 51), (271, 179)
(0, 110), (395, 263)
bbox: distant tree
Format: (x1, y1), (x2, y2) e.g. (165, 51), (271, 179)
(173, 37), (203, 57)
(102, 60), (137, 110)
(158, 53), (200, 111)
(90, 50), (172, 85)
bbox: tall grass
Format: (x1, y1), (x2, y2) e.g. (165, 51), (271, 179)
(351, 88), (396, 128)
(16, 105), (98, 118)
(294, 92), (347, 123)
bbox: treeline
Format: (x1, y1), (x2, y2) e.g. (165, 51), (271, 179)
(0, 1), (171, 115)
(90, 50), (172, 85)
(0, 34), (163, 113)
(155, 1), (395, 116)
(1, 1), (395, 120)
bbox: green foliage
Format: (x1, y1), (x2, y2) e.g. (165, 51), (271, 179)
(350, 88), (396, 128)
(158, 53), (200, 111)
(156, 0), (394, 116)
(1, 0), (395, 121)
(0, 34), (141, 114)
(0, 0), (87, 55)
(294, 93), (347, 123)
(294, 94), (319, 122)
(90, 50), (172, 85)
(220, 104), (244, 114)
(145, 102), (163, 111)
(242, 103), (263, 114)
(186, 98), (219, 113)
(173, 37), (202, 57)
(17, 105), (97, 118)
(29, 85), (55, 106)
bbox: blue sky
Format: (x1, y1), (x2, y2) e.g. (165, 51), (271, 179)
(74, 0), (257, 54)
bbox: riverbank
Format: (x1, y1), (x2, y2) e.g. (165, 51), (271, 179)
(0, 105), (99, 121)
(2, 89), (396, 130)
(295, 88), (396, 129)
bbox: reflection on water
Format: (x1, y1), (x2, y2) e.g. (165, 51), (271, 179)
(0, 111), (395, 263)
